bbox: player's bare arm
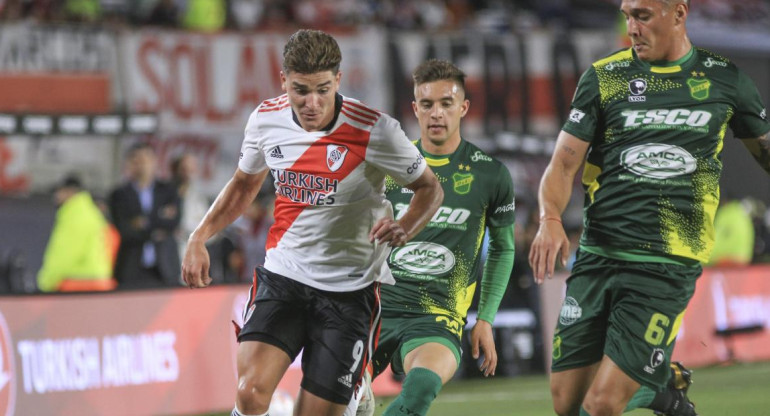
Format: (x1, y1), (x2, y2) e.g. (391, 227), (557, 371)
(369, 167), (443, 247)
(741, 132), (770, 175)
(182, 168), (269, 288)
(470, 319), (497, 377)
(529, 131), (590, 284)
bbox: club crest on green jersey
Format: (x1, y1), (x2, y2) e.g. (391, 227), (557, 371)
(687, 77), (711, 101)
(452, 172), (474, 194)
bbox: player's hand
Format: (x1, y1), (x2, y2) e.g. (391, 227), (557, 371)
(528, 219), (570, 284)
(470, 319), (497, 377)
(368, 217), (408, 247)
(181, 239), (213, 289)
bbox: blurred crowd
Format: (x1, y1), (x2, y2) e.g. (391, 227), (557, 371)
(2, 0), (767, 34)
(25, 141), (277, 293)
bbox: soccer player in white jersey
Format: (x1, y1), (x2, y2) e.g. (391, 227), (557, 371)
(181, 29), (443, 416)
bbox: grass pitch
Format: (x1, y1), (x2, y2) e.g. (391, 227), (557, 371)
(202, 361), (770, 415)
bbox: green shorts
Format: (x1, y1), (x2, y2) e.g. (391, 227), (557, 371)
(551, 250), (699, 390)
(371, 311), (463, 377)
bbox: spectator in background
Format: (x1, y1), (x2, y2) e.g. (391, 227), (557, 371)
(146, 0), (179, 27)
(708, 198), (755, 267)
(62, 0), (101, 22)
(109, 142), (181, 289)
(37, 175), (115, 292)
(170, 152), (209, 264)
(182, 0), (225, 32)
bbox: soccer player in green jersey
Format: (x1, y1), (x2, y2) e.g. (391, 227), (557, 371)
(529, 1), (770, 416)
(347, 59), (516, 416)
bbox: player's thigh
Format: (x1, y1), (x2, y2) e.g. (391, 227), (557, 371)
(551, 251), (614, 373)
(302, 282), (381, 405)
(402, 341), (458, 383)
(605, 261), (698, 390)
(394, 314), (463, 378)
(237, 266), (307, 359)
(236, 340), (293, 393)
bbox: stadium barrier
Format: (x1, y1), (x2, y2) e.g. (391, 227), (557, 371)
(540, 265), (770, 371)
(0, 284), (403, 415)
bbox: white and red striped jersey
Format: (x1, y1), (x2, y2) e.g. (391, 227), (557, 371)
(238, 94), (427, 292)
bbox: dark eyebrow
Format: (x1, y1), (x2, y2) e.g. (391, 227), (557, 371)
(291, 80), (332, 89)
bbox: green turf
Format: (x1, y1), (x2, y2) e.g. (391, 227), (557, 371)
(200, 361), (770, 415)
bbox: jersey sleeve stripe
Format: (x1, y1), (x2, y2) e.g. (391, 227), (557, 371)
(341, 108), (376, 126)
(259, 95), (288, 110)
(592, 48), (633, 69)
(258, 103), (290, 113)
(342, 104), (379, 123)
(344, 100), (381, 119)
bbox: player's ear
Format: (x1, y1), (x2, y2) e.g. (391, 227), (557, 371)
(674, 2), (687, 24)
(461, 99), (470, 118)
(280, 71), (287, 92)
(412, 101), (419, 117)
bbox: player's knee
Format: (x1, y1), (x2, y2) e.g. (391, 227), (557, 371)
(234, 375), (272, 413)
(582, 391), (625, 416)
(551, 384), (581, 416)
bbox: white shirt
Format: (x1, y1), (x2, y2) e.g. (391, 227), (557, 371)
(239, 94), (427, 291)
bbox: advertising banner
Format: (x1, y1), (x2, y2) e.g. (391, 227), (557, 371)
(0, 285), (400, 415)
(673, 266), (770, 367)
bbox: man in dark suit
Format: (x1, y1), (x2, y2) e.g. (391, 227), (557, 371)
(109, 142), (182, 288)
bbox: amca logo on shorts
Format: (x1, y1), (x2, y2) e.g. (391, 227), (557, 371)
(0, 311), (16, 416)
(559, 297), (582, 326)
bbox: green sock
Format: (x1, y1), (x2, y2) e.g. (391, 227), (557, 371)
(580, 407), (590, 416)
(383, 367), (443, 416)
(624, 385), (656, 412)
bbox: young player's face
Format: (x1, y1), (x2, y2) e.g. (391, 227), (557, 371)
(281, 70), (341, 132)
(412, 79), (469, 150)
(621, 0), (685, 62)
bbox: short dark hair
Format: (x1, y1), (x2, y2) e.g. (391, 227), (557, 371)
(412, 59), (467, 93)
(56, 174), (82, 191)
(282, 29), (342, 75)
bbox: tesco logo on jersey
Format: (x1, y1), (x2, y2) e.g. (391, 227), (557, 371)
(621, 109), (712, 129)
(390, 242), (455, 275)
(0, 311), (16, 416)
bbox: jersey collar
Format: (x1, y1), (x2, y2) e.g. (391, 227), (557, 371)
(417, 139), (466, 167)
(635, 46), (695, 74)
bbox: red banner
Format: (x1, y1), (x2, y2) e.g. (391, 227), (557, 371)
(0, 285), (400, 416)
(673, 266), (770, 366)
